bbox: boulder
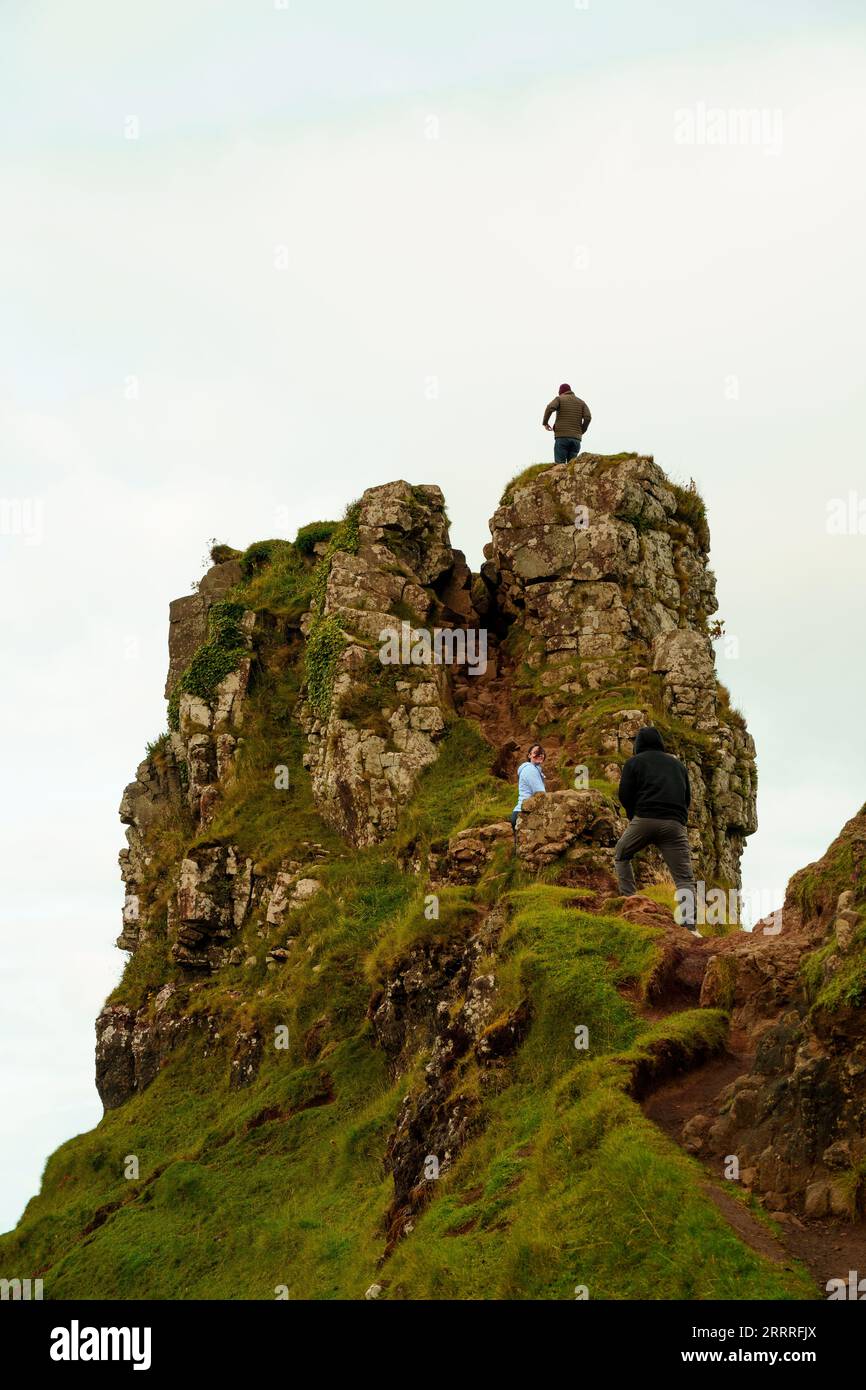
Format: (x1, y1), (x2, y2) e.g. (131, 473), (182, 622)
(95, 988), (218, 1110)
(516, 789), (619, 871)
(442, 822), (513, 884)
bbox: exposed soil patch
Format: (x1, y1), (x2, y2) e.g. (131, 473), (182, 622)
(642, 1036), (753, 1130)
(244, 1076), (336, 1132)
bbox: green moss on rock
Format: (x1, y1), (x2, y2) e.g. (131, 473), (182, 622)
(167, 601), (247, 731)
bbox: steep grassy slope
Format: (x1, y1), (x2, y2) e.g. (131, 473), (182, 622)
(1, 719), (812, 1299)
(0, 855), (814, 1299)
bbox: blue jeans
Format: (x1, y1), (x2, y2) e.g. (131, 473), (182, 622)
(554, 436), (581, 464)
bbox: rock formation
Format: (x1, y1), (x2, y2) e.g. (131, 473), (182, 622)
(299, 481), (465, 845)
(302, 457), (756, 883)
(694, 804), (866, 1217)
(105, 454), (759, 1106)
(15, 452), (863, 1304)
(484, 454), (756, 885)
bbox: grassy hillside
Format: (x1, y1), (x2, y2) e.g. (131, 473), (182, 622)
(0, 532), (814, 1300)
(2, 756), (813, 1298)
(0, 858), (815, 1298)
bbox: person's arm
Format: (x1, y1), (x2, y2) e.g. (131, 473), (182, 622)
(681, 762), (691, 812)
(542, 397), (559, 430)
(617, 760), (637, 818)
(581, 400), (592, 433)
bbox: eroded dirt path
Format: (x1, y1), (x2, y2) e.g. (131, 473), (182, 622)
(643, 1042), (866, 1294)
(451, 637), (566, 785)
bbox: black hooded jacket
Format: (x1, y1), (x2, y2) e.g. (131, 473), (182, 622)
(617, 727), (691, 826)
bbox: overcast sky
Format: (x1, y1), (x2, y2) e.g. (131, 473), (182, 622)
(2, 0), (865, 1233)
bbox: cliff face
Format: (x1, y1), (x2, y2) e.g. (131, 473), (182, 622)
(10, 452), (863, 1302)
(298, 481), (467, 846)
(113, 455), (753, 982)
(485, 455), (756, 885)
(695, 805), (866, 1218)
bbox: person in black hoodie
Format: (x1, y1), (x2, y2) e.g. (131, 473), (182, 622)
(615, 726), (698, 932)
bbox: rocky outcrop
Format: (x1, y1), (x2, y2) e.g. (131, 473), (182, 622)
(173, 613), (256, 824)
(118, 559), (258, 954)
(169, 844), (254, 969)
(369, 906), (525, 1251)
(120, 457), (759, 968)
(95, 985), (209, 1109)
(95, 982), (264, 1109)
(439, 821), (514, 885)
(700, 925), (809, 1039)
(489, 454), (713, 656)
(108, 456), (764, 1128)
(117, 751), (186, 952)
(164, 557), (244, 699)
(300, 482), (476, 846)
(688, 805), (866, 1217)
(485, 454), (757, 886)
(292, 457), (757, 884)
(516, 788), (620, 873)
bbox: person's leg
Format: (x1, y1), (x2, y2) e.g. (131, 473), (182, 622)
(566, 438), (580, 461)
(614, 819), (654, 895)
(554, 437), (567, 464)
(510, 809), (519, 851)
(656, 821), (697, 928)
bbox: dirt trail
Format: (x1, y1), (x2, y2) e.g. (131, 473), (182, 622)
(608, 907), (866, 1293)
(643, 1038), (866, 1293)
(451, 635), (565, 785)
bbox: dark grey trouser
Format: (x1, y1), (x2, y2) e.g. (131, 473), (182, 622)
(614, 817), (696, 926)
(554, 436), (581, 464)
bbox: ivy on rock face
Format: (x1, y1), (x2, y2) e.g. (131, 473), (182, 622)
(305, 616), (347, 719)
(303, 502), (360, 716)
(167, 601), (248, 731)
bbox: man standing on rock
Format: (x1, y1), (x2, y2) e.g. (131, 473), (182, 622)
(614, 727), (699, 934)
(542, 383), (592, 463)
(510, 744), (547, 845)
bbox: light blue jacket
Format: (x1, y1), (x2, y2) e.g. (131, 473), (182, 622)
(513, 760), (546, 813)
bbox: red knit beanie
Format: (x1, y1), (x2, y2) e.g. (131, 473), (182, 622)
(558, 382), (571, 394)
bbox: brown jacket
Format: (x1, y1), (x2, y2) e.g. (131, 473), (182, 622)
(543, 391), (591, 438)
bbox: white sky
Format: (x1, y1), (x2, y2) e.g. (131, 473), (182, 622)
(1, 0), (865, 1232)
